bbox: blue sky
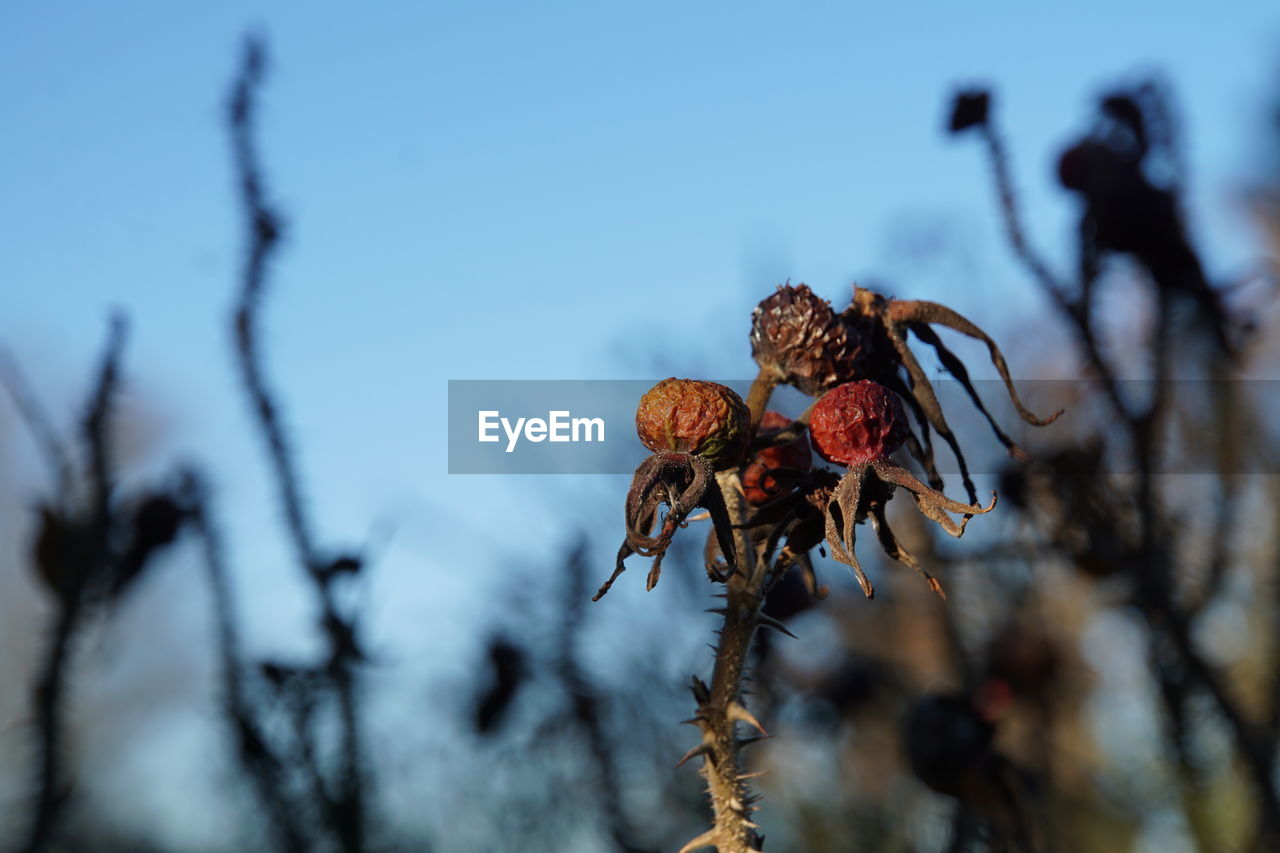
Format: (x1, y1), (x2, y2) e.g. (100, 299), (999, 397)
(2, 1), (1280, 845)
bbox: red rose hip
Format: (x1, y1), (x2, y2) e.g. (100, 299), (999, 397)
(809, 380), (909, 466)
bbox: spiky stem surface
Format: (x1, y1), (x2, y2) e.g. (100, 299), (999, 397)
(688, 470), (768, 851)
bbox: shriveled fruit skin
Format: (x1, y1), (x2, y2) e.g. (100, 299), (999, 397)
(809, 380), (909, 466)
(743, 411), (812, 506)
(636, 378), (749, 470)
(750, 284), (868, 396)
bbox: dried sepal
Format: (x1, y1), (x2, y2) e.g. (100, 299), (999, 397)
(885, 298), (1062, 429)
(823, 459), (995, 600)
(594, 452), (738, 600)
(840, 285), (1061, 503)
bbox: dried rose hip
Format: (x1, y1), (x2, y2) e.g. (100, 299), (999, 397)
(743, 411), (812, 506)
(750, 283), (867, 396)
(809, 380), (909, 467)
(635, 378), (749, 470)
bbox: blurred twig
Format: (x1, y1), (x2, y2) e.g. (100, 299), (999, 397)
(227, 35), (366, 853)
(186, 469), (308, 852)
(557, 539), (653, 853)
(967, 89), (1280, 846)
(23, 314), (126, 853)
(0, 348), (73, 496)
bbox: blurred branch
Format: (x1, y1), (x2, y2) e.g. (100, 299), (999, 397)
(185, 470), (308, 852)
(227, 35), (365, 853)
(23, 314), (127, 853)
(0, 347), (73, 495)
(557, 539), (652, 853)
(973, 118), (1131, 426)
(965, 88), (1280, 846)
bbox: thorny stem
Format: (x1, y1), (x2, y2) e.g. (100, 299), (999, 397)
(228, 36), (365, 852)
(698, 467), (766, 853)
(683, 371), (782, 852)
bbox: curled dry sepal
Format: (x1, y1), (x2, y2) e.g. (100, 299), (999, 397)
(593, 378), (749, 601)
(840, 286), (1062, 504)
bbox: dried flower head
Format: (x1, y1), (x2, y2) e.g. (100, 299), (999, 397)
(750, 283), (868, 395)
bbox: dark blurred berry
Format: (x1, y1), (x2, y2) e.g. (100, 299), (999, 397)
(948, 89), (990, 133)
(905, 693), (994, 799)
(762, 564), (817, 623)
(31, 504), (86, 606)
(474, 638), (527, 734)
(815, 657), (881, 716)
(986, 624), (1059, 700)
(131, 494), (185, 554)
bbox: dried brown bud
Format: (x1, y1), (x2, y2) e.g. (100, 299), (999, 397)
(635, 378), (749, 470)
(750, 283), (868, 395)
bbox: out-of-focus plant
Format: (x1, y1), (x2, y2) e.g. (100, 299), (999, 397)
(2, 317), (199, 853)
(947, 78), (1280, 850)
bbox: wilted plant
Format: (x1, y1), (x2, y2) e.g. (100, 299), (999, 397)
(596, 277), (1057, 851)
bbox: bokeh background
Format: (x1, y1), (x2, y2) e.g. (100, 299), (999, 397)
(4, 2), (1280, 851)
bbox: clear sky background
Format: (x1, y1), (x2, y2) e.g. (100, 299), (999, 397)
(2, 2), (1280, 848)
